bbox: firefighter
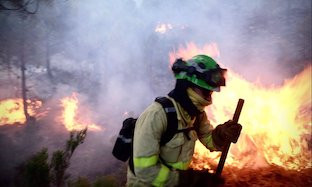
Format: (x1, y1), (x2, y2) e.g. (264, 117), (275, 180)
(127, 55), (242, 187)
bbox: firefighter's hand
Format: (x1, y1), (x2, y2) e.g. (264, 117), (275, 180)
(212, 121), (242, 146)
(220, 120), (242, 143)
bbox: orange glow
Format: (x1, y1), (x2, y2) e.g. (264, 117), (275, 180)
(169, 42), (220, 66)
(60, 93), (101, 131)
(0, 99), (42, 125)
(169, 42), (312, 171)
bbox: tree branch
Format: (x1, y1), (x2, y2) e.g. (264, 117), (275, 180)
(0, 0), (39, 14)
(23, 0), (39, 14)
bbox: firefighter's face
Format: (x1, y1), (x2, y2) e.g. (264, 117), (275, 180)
(192, 87), (213, 102)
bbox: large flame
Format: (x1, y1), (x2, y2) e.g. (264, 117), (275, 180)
(0, 98), (42, 125)
(169, 42), (312, 171)
(60, 93), (101, 131)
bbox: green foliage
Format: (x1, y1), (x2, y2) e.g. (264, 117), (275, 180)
(50, 150), (68, 187)
(51, 128), (88, 187)
(15, 128), (88, 187)
(93, 176), (119, 187)
(16, 148), (50, 187)
(66, 128), (87, 157)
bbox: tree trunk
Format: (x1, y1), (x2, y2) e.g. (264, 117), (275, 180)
(46, 32), (53, 80)
(5, 53), (10, 79)
(21, 52), (30, 122)
(21, 17), (30, 122)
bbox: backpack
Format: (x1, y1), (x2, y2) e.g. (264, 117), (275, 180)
(112, 97), (179, 162)
(112, 97), (198, 174)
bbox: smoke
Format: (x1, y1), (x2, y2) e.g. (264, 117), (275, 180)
(0, 0), (311, 184)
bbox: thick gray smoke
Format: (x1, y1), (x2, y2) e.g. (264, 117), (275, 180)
(0, 0), (311, 185)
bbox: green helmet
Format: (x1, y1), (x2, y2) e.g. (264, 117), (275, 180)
(172, 55), (227, 91)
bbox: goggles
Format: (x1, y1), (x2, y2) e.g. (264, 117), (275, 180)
(172, 59), (227, 88)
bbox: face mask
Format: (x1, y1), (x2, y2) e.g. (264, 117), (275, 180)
(187, 88), (212, 112)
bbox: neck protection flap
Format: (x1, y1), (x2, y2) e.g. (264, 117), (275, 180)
(168, 80), (200, 117)
(186, 88), (211, 112)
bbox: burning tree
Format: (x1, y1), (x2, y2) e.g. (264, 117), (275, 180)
(0, 0), (44, 124)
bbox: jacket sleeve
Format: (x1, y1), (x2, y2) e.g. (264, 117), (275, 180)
(132, 102), (177, 186)
(196, 112), (223, 151)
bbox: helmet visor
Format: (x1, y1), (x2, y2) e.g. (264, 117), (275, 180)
(205, 68), (227, 88)
(194, 67), (227, 89)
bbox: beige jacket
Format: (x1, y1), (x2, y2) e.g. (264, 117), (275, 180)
(127, 90), (219, 187)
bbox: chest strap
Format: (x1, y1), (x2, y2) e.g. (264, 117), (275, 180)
(176, 127), (195, 140)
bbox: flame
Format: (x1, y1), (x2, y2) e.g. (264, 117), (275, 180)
(169, 42), (312, 171)
(0, 98), (42, 125)
(155, 23), (173, 34)
(60, 93), (101, 131)
(155, 23), (187, 34)
(169, 42), (220, 66)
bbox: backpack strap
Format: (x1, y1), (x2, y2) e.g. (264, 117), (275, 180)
(129, 97), (177, 176)
(155, 97), (178, 146)
(129, 147), (135, 175)
(176, 128), (195, 140)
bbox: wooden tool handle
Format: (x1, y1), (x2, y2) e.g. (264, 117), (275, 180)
(215, 99), (244, 177)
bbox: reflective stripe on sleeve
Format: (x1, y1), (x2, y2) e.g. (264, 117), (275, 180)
(203, 135), (216, 149)
(133, 155), (158, 168)
(167, 160), (191, 170)
(152, 164), (170, 187)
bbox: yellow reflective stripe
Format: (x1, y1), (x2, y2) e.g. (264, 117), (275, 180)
(167, 161), (190, 170)
(152, 164), (170, 187)
(133, 155), (158, 168)
(203, 135), (215, 149)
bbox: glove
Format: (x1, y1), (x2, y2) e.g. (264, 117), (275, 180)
(212, 120), (242, 147)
